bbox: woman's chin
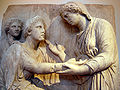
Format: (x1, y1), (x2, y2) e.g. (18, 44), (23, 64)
(39, 38), (45, 42)
(68, 22), (76, 26)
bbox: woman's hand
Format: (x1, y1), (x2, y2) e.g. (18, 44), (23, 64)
(65, 58), (88, 65)
(45, 40), (65, 54)
(45, 40), (66, 62)
(56, 63), (90, 75)
(87, 47), (98, 57)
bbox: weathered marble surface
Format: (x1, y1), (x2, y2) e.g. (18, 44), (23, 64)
(0, 2), (119, 90)
(1, 4), (116, 35)
(0, 18), (23, 64)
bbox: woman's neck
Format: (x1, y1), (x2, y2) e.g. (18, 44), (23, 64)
(77, 17), (89, 31)
(24, 36), (39, 50)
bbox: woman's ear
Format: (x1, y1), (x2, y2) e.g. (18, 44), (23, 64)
(7, 29), (10, 33)
(24, 27), (32, 38)
(27, 29), (32, 36)
(5, 27), (10, 34)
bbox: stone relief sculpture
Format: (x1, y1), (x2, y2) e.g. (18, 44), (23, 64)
(48, 2), (118, 90)
(0, 18), (23, 63)
(0, 1), (119, 90)
(0, 16), (65, 89)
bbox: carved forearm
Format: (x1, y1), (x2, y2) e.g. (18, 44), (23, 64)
(33, 63), (55, 74)
(85, 53), (114, 74)
(24, 62), (63, 74)
(75, 64), (91, 75)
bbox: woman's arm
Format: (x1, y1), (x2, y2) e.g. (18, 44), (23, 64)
(22, 54), (63, 74)
(57, 19), (118, 75)
(85, 20), (117, 74)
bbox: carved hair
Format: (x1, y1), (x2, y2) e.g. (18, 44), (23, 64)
(60, 2), (96, 58)
(60, 2), (91, 21)
(24, 15), (46, 38)
(4, 18), (23, 35)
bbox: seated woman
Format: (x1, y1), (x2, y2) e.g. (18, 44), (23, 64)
(0, 16), (64, 90)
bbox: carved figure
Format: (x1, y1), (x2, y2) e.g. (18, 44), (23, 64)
(0, 16), (64, 89)
(0, 2), (119, 90)
(0, 18), (23, 63)
(52, 2), (119, 90)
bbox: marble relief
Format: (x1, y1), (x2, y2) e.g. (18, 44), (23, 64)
(0, 1), (119, 90)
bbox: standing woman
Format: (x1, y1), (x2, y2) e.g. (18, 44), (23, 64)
(58, 2), (119, 90)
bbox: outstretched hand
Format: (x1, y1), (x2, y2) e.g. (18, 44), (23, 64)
(65, 58), (88, 65)
(56, 63), (90, 75)
(56, 63), (80, 75)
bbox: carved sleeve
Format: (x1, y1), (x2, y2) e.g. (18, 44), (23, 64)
(22, 51), (56, 74)
(86, 19), (117, 74)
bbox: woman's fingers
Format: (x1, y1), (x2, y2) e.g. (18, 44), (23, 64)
(45, 40), (51, 45)
(93, 47), (98, 55)
(56, 69), (71, 74)
(90, 50), (94, 56)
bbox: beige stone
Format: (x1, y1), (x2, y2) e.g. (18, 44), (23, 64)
(0, 2), (119, 90)
(0, 18), (23, 63)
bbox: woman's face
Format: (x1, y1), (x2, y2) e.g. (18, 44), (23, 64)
(31, 21), (45, 41)
(9, 22), (22, 37)
(61, 11), (80, 26)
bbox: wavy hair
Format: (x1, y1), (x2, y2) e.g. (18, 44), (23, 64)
(24, 15), (46, 38)
(4, 18), (23, 35)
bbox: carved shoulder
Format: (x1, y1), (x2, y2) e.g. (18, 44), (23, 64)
(95, 18), (114, 34)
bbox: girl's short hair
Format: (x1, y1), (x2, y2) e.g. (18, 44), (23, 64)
(24, 16), (46, 38)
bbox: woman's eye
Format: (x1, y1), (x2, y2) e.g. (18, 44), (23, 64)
(18, 26), (21, 28)
(12, 25), (16, 28)
(39, 26), (42, 28)
(64, 15), (68, 18)
(18, 26), (21, 29)
(36, 26), (42, 28)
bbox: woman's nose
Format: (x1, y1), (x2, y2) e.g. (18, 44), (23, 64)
(15, 27), (20, 31)
(41, 29), (45, 32)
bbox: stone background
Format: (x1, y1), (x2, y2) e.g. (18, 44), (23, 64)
(1, 4), (116, 35)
